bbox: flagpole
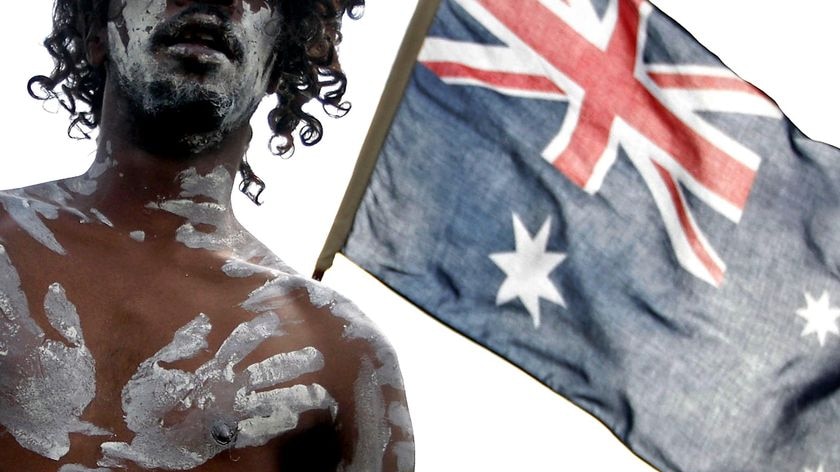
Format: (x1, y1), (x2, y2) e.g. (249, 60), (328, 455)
(313, 0), (443, 280)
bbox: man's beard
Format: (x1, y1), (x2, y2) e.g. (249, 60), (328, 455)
(111, 62), (258, 155)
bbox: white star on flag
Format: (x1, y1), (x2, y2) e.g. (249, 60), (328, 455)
(489, 213), (566, 328)
(796, 291), (840, 347)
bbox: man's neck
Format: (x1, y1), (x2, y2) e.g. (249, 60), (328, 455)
(60, 112), (251, 243)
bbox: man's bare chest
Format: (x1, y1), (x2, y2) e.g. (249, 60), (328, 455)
(0, 235), (355, 471)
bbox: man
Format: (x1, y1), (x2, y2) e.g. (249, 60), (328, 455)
(0, 0), (414, 470)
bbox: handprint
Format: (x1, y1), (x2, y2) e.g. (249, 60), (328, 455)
(244, 275), (415, 471)
(0, 244), (108, 460)
(99, 311), (336, 470)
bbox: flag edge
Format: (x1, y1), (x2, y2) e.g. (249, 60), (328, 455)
(313, 0), (444, 280)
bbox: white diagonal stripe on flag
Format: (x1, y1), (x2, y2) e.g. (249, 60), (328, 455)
(419, 38), (568, 100)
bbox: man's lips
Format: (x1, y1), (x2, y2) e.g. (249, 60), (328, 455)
(155, 15), (242, 62)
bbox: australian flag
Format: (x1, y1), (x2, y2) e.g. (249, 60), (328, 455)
(319, 0), (840, 470)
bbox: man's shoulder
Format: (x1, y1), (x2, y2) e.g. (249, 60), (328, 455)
(242, 272), (388, 344)
(0, 179), (85, 254)
(241, 271), (404, 378)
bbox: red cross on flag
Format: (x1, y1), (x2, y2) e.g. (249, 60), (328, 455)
(419, 0), (781, 286)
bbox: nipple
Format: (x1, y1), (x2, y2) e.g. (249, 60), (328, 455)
(211, 419), (239, 446)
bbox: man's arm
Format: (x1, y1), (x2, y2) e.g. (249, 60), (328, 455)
(339, 342), (415, 472)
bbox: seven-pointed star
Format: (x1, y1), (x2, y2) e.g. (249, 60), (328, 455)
(796, 291), (840, 347)
(489, 213), (566, 328)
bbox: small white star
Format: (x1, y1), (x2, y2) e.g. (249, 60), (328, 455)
(803, 465), (825, 472)
(489, 213), (566, 328)
(796, 291), (840, 347)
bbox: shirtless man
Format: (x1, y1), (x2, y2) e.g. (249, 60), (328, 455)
(0, 0), (413, 470)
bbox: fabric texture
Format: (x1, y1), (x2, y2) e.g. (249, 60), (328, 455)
(340, 1), (840, 470)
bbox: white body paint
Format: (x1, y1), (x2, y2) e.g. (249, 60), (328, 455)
(99, 311), (333, 470)
(63, 177), (98, 196)
(242, 273), (415, 470)
(58, 465), (112, 472)
(221, 238), (290, 278)
(245, 274), (405, 389)
(154, 199), (243, 250)
(149, 166), (291, 276)
(0, 171), (412, 466)
(90, 208), (114, 227)
(341, 357), (390, 472)
(25, 182), (90, 222)
(0, 155), (117, 254)
(179, 166), (233, 202)
(0, 188), (411, 467)
(0, 190), (67, 254)
(0, 2), (417, 469)
(388, 402), (415, 471)
(0, 245), (108, 460)
(129, 230), (146, 242)
(146, 166), (247, 251)
(63, 153), (116, 197)
(107, 0), (283, 146)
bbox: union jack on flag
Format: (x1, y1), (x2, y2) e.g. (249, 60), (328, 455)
(419, 0), (780, 286)
(328, 0), (840, 470)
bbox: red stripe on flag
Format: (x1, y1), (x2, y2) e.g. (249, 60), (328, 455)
(423, 61), (565, 95)
(649, 72), (764, 96)
(654, 162), (725, 285)
(481, 0), (757, 209)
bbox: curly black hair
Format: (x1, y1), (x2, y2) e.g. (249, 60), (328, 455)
(28, 0), (364, 156)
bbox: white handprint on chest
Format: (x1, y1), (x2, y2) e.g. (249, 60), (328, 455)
(0, 244), (109, 460)
(98, 311), (335, 470)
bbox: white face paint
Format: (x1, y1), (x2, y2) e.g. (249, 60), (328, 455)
(0, 246), (109, 460)
(99, 312), (334, 470)
(107, 0), (283, 148)
(129, 230), (146, 242)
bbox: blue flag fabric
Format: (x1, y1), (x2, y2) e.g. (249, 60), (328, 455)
(339, 0), (840, 470)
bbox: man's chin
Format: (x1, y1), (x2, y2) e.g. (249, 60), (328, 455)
(123, 82), (237, 154)
(143, 112), (232, 155)
(119, 104), (227, 157)
(177, 130), (227, 155)
(113, 66), (256, 155)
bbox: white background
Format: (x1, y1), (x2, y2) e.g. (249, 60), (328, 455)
(3, 1), (840, 470)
